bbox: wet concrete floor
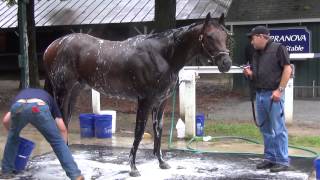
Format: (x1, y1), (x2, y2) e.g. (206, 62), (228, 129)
(0, 113), (317, 179)
(8, 144), (315, 180)
(1, 121), (317, 159)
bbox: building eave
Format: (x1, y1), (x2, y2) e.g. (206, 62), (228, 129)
(226, 18), (320, 26)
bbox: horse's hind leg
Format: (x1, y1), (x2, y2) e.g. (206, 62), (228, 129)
(129, 98), (151, 177)
(50, 76), (81, 129)
(152, 100), (171, 169)
(68, 82), (83, 118)
(62, 81), (83, 129)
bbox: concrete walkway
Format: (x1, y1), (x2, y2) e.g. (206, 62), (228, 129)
(208, 97), (320, 125)
(11, 145), (315, 180)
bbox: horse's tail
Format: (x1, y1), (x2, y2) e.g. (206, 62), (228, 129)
(43, 44), (54, 96)
(43, 38), (64, 121)
(43, 36), (63, 96)
(44, 76), (53, 96)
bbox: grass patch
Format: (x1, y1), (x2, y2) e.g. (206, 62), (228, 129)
(289, 136), (320, 148)
(204, 122), (320, 149)
(205, 122), (262, 142)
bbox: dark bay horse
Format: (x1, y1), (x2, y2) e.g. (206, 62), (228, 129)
(43, 13), (231, 176)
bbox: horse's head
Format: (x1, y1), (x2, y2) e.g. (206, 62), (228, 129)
(199, 13), (232, 72)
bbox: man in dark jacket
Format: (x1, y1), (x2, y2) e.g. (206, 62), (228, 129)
(1, 88), (84, 180)
(243, 26), (292, 172)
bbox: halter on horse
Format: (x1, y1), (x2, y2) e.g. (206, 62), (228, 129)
(43, 13), (232, 177)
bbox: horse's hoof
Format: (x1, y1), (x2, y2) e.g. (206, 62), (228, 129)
(129, 170), (141, 177)
(160, 162), (171, 169)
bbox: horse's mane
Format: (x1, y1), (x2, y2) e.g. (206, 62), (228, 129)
(145, 18), (226, 42)
(144, 23), (201, 47)
(125, 18), (230, 49)
(145, 25), (190, 40)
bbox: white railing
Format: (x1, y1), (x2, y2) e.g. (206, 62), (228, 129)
(289, 53), (320, 59)
(179, 66), (294, 136)
(91, 53), (318, 137)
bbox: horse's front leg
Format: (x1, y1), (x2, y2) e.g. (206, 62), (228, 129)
(152, 100), (171, 169)
(129, 98), (150, 177)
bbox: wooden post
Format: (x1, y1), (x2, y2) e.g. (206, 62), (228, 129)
(18, 0), (29, 88)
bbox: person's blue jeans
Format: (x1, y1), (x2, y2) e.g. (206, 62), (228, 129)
(1, 102), (81, 179)
(256, 90), (290, 166)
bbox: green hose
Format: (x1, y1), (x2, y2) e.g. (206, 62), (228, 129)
(167, 87), (319, 158)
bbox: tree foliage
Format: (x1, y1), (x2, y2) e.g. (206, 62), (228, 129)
(2, 0), (16, 6)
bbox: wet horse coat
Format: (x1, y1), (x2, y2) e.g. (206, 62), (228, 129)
(43, 13), (231, 176)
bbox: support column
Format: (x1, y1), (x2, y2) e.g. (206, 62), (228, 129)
(91, 89), (101, 114)
(18, 0), (29, 88)
(284, 64), (295, 124)
(179, 70), (196, 136)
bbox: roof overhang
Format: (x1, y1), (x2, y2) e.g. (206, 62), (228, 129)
(226, 18), (320, 26)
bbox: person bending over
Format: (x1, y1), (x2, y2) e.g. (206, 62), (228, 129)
(1, 88), (84, 180)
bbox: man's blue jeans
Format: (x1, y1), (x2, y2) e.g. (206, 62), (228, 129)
(1, 102), (81, 180)
(256, 90), (290, 166)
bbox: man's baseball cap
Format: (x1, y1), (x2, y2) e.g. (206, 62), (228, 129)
(246, 26), (270, 37)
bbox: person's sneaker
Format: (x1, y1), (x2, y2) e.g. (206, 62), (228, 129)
(0, 172), (15, 179)
(270, 164), (289, 172)
(256, 160), (274, 169)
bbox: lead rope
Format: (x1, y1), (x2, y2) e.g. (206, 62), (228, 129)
(249, 84), (263, 127)
(248, 75), (265, 128)
(231, 63), (264, 128)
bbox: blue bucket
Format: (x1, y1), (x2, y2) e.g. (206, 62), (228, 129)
(94, 114), (112, 138)
(314, 157), (320, 180)
(79, 113), (95, 138)
(196, 113), (205, 136)
(14, 137), (35, 171)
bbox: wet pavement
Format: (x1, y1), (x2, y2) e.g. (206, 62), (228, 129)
(0, 123), (317, 180)
(8, 144), (314, 180)
(0, 80), (318, 179)
(0, 111), (319, 180)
